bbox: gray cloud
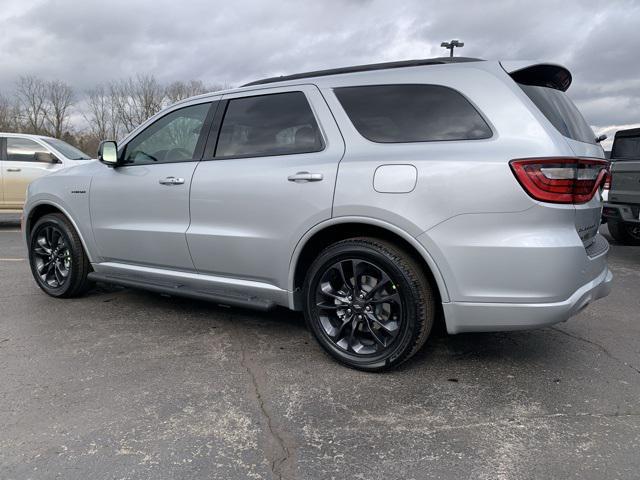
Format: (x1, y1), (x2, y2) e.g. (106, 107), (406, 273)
(1, 0), (638, 140)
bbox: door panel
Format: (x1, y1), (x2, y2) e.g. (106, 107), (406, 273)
(90, 162), (198, 270)
(187, 86), (345, 288)
(90, 101), (215, 270)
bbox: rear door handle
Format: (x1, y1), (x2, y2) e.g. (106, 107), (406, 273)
(287, 172), (323, 183)
(159, 176), (185, 185)
(6, 168), (21, 172)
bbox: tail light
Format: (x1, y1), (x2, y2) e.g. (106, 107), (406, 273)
(603, 171), (611, 190)
(509, 157), (609, 204)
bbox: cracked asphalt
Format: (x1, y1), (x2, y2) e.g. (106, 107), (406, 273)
(1, 213), (639, 480)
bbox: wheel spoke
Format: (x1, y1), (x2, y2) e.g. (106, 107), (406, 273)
(369, 293), (401, 305)
(333, 315), (353, 340)
(45, 262), (55, 283)
(364, 317), (386, 347)
(37, 259), (52, 275)
(316, 301), (342, 310)
(53, 264), (63, 285)
(365, 274), (392, 300)
(320, 289), (347, 303)
(336, 261), (352, 293)
(347, 317), (358, 351)
(351, 260), (362, 292)
(33, 246), (49, 257)
(367, 312), (399, 333)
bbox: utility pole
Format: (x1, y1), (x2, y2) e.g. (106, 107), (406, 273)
(441, 39), (464, 57)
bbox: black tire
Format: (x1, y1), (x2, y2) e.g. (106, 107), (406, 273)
(303, 237), (435, 371)
(28, 213), (92, 298)
(608, 220), (640, 246)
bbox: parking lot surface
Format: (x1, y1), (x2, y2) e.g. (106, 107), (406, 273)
(1, 214), (639, 480)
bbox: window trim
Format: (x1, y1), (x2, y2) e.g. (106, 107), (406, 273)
(118, 101), (217, 167)
(201, 90), (326, 162)
(5, 136), (56, 163)
(333, 83), (494, 144)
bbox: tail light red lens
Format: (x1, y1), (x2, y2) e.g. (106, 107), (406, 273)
(603, 171), (611, 190)
(509, 157), (609, 204)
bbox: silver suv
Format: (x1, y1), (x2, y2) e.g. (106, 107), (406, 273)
(23, 58), (612, 370)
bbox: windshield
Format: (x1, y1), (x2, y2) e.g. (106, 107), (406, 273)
(42, 138), (92, 160)
(519, 84), (596, 145)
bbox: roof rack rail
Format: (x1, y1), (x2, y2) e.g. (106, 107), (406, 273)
(242, 57), (484, 87)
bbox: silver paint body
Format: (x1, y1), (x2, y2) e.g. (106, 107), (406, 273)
(0, 133), (93, 211)
(23, 60), (612, 333)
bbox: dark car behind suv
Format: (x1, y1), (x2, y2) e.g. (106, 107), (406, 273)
(603, 128), (640, 245)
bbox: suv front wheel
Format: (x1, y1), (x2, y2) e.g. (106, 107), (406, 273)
(28, 213), (93, 298)
(303, 237), (434, 371)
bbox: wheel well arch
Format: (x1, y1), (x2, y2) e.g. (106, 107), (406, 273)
(290, 220), (448, 309)
(25, 202), (95, 263)
(26, 203), (65, 235)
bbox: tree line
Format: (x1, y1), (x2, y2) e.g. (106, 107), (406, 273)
(0, 75), (228, 155)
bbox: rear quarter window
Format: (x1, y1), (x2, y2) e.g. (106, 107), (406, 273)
(518, 84), (596, 145)
(334, 84), (492, 143)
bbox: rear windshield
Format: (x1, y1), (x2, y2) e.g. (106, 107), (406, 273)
(518, 84), (595, 144)
(611, 135), (640, 160)
(334, 84), (492, 143)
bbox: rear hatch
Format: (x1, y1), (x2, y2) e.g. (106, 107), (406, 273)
(502, 62), (607, 250)
(609, 128), (640, 205)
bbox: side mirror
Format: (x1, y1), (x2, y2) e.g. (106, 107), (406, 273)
(35, 151), (58, 163)
(98, 140), (119, 167)
(596, 134), (607, 143)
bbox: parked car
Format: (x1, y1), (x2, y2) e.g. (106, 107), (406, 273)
(22, 58), (611, 370)
(603, 128), (640, 245)
(1, 133), (93, 211)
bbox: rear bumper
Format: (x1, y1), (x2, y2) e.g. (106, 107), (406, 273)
(602, 202), (640, 224)
(443, 266), (612, 334)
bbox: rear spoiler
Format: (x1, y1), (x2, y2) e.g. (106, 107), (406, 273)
(501, 61), (572, 91)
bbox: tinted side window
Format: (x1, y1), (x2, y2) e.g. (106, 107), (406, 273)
(334, 84), (492, 143)
(7, 138), (51, 162)
(215, 92), (323, 158)
(123, 102), (211, 165)
(518, 84), (595, 145)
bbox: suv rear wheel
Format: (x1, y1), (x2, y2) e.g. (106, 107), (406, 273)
(303, 237), (434, 371)
(608, 220), (640, 246)
(28, 213), (93, 297)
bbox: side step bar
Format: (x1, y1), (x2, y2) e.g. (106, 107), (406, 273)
(87, 272), (276, 311)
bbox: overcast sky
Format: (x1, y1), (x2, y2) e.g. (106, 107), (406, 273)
(1, 0), (639, 147)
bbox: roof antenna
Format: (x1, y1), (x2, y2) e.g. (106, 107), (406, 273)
(441, 39), (464, 57)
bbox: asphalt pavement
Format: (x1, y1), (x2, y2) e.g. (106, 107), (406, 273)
(1, 215), (638, 480)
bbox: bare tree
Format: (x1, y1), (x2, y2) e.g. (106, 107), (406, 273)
(165, 80), (209, 104)
(16, 75), (48, 134)
(44, 80), (73, 138)
(0, 94), (21, 132)
(84, 85), (121, 141)
(110, 75), (165, 133)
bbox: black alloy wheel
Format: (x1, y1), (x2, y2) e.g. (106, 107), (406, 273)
(28, 213), (92, 297)
(304, 237), (434, 371)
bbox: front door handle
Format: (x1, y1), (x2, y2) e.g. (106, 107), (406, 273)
(6, 168), (21, 172)
(159, 176), (185, 185)
(287, 172), (323, 183)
